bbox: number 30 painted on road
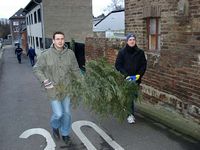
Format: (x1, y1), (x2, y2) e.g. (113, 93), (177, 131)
(19, 120), (124, 150)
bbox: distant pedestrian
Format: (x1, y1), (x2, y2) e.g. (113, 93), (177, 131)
(15, 45), (23, 64)
(33, 31), (81, 145)
(27, 46), (37, 66)
(115, 33), (147, 124)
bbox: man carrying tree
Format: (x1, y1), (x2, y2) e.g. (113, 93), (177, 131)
(33, 31), (80, 145)
(115, 33), (147, 124)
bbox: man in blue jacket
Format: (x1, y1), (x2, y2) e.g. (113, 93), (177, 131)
(115, 33), (147, 124)
(27, 46), (37, 66)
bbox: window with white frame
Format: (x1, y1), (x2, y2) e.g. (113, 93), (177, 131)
(26, 17), (29, 25)
(31, 14), (33, 24)
(36, 37), (39, 47)
(39, 37), (43, 49)
(37, 9), (41, 22)
(34, 11), (37, 24)
(146, 17), (160, 50)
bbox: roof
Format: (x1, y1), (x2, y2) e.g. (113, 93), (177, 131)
(95, 9), (124, 26)
(23, 0), (42, 13)
(93, 9), (125, 32)
(9, 8), (25, 19)
(93, 17), (104, 25)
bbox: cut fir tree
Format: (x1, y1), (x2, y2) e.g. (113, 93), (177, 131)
(66, 57), (141, 122)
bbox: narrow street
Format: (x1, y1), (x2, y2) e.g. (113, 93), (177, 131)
(0, 45), (199, 150)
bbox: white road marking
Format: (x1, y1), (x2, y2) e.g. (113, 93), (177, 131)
(19, 128), (56, 150)
(72, 120), (124, 150)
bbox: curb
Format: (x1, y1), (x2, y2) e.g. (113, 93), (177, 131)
(0, 47), (4, 70)
(136, 102), (200, 141)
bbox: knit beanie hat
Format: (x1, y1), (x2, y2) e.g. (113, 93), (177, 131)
(126, 33), (136, 41)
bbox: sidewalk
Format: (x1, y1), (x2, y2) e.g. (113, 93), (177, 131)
(0, 45), (5, 70)
(137, 101), (200, 141)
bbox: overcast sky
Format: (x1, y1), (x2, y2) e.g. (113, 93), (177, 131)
(0, 0), (112, 19)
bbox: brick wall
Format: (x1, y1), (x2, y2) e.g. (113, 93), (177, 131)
(126, 0), (200, 123)
(85, 0), (200, 123)
(21, 31), (27, 52)
(85, 37), (124, 64)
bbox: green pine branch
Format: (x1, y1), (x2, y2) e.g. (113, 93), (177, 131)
(66, 57), (140, 122)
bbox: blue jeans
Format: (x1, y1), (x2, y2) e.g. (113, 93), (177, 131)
(50, 96), (71, 136)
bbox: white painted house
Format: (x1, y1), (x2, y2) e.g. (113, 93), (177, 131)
(23, 0), (92, 55)
(93, 9), (125, 38)
(25, 1), (43, 55)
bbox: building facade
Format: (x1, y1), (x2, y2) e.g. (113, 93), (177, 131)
(24, 0), (92, 55)
(125, 0), (200, 122)
(85, 0), (200, 124)
(9, 8), (26, 46)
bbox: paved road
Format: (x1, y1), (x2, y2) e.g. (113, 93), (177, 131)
(0, 46), (199, 150)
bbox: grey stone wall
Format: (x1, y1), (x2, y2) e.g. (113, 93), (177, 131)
(42, 0), (93, 43)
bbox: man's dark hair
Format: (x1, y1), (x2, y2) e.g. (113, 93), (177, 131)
(53, 31), (65, 39)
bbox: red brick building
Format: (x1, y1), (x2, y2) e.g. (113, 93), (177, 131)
(85, 0), (200, 125)
(9, 8), (26, 48)
(125, 0), (200, 123)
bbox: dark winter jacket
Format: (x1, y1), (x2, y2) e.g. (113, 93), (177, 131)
(27, 48), (36, 58)
(15, 47), (23, 56)
(115, 44), (147, 84)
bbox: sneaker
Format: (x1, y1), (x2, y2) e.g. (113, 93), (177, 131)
(62, 135), (71, 145)
(52, 128), (60, 140)
(127, 114), (135, 124)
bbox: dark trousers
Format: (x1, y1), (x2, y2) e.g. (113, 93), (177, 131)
(29, 56), (35, 66)
(131, 88), (139, 115)
(17, 54), (21, 63)
(131, 100), (135, 115)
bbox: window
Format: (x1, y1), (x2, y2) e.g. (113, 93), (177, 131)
(13, 26), (19, 32)
(34, 11), (37, 24)
(21, 20), (26, 25)
(36, 37), (39, 47)
(28, 15), (31, 25)
(37, 9), (41, 22)
(31, 14), (33, 24)
(178, 0), (189, 16)
(13, 21), (19, 26)
(147, 17), (160, 50)
(39, 37), (43, 49)
(26, 17), (29, 25)
(32, 37), (35, 48)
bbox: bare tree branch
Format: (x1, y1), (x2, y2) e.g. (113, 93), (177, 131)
(104, 0), (124, 14)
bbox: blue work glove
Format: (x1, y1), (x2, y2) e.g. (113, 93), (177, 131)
(126, 75), (140, 81)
